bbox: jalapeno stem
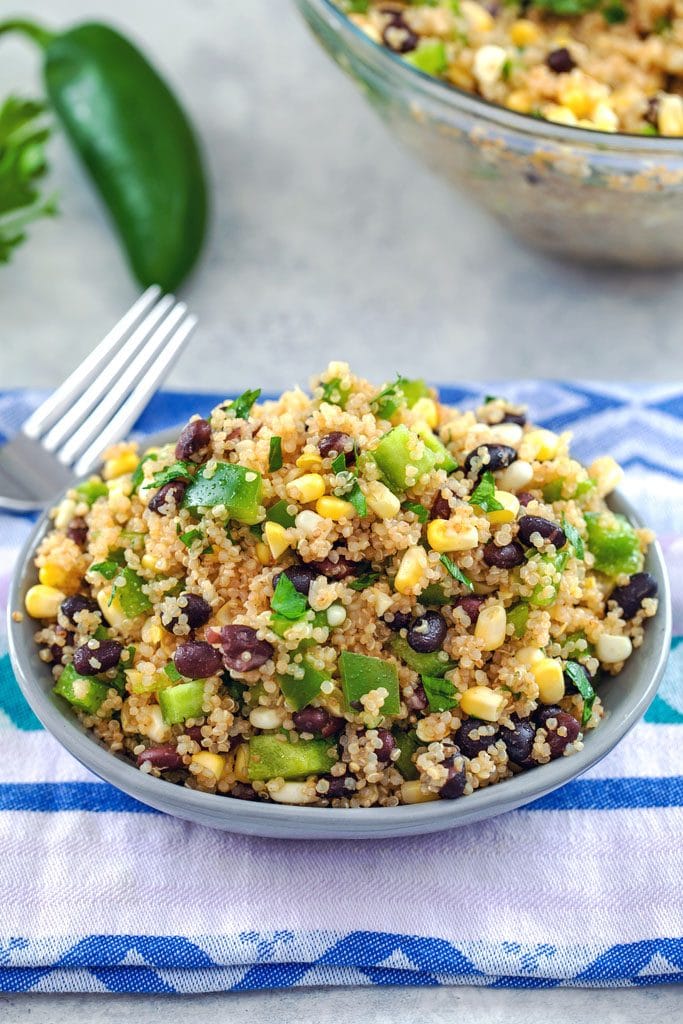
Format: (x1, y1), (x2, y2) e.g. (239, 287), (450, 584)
(0, 19), (54, 49)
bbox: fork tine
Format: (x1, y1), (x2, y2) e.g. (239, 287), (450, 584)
(22, 285), (162, 440)
(41, 293), (176, 453)
(74, 314), (198, 477)
(58, 304), (191, 466)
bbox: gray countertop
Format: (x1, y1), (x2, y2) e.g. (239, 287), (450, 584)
(0, 1), (680, 1020)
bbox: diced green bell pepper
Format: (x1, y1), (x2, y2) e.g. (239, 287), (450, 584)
(75, 478), (108, 505)
(399, 378), (430, 408)
(372, 424), (438, 492)
(279, 659), (330, 711)
(413, 422), (458, 473)
(183, 463), (263, 525)
(506, 602), (529, 638)
(419, 583), (449, 606)
(247, 735), (337, 780)
(115, 567), (152, 618)
(391, 728), (420, 781)
(340, 651), (400, 715)
(53, 663), (109, 714)
(585, 512), (643, 578)
(405, 39), (447, 75)
(266, 499), (296, 528)
(391, 635), (455, 678)
(543, 478), (596, 504)
(528, 552), (568, 608)
(158, 679), (205, 724)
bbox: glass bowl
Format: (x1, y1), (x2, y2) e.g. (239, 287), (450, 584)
(296, 0), (683, 268)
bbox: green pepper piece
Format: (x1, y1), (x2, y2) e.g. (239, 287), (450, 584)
(340, 651), (400, 714)
(115, 567), (152, 618)
(158, 679), (205, 724)
(405, 40), (447, 75)
(542, 479), (564, 503)
(0, 19), (208, 291)
(413, 422), (458, 473)
(391, 635), (455, 678)
(399, 378), (431, 408)
(419, 583), (449, 606)
(266, 499), (296, 528)
(247, 735), (337, 781)
(391, 728), (420, 781)
(53, 663), (109, 714)
(506, 602), (529, 638)
(372, 424), (438, 492)
(585, 512), (643, 578)
(279, 659), (330, 711)
(528, 551), (569, 608)
(75, 478), (108, 505)
(183, 463), (263, 524)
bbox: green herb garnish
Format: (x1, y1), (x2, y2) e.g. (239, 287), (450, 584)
(320, 377), (349, 408)
(603, 0), (627, 22)
(440, 554), (474, 590)
(347, 480), (367, 517)
(268, 436), (283, 472)
(179, 528), (202, 548)
(266, 499), (296, 529)
(271, 573), (308, 620)
(89, 560), (121, 581)
(421, 674), (459, 713)
(403, 501), (429, 523)
(348, 572), (380, 591)
(223, 388), (261, 420)
(562, 515), (585, 559)
(564, 660), (596, 726)
(0, 96), (56, 264)
(130, 451), (158, 492)
(331, 451), (347, 474)
(164, 661), (183, 683)
(143, 460), (193, 491)
(469, 471), (503, 512)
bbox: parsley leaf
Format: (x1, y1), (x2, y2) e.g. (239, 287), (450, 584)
(562, 516), (585, 559)
(320, 378), (349, 408)
(143, 461), (193, 491)
(347, 480), (367, 517)
(271, 573), (308, 620)
(89, 560), (120, 581)
(422, 674), (459, 713)
(164, 661), (183, 683)
(266, 499), (296, 528)
(403, 501), (429, 524)
(469, 471), (503, 512)
(564, 660), (596, 726)
(331, 451), (347, 474)
(223, 388), (261, 419)
(268, 436), (283, 472)
(131, 452), (158, 493)
(0, 97), (56, 264)
(372, 378), (405, 420)
(179, 528), (203, 548)
(440, 554), (474, 590)
(348, 572), (380, 591)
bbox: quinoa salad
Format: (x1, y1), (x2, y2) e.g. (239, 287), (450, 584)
(23, 364), (659, 808)
(339, 0), (683, 135)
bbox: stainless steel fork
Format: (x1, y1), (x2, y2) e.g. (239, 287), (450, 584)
(0, 286), (197, 513)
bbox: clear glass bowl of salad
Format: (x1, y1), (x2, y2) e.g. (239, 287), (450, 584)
(296, 0), (683, 267)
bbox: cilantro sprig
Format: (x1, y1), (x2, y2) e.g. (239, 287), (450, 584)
(422, 674), (459, 713)
(562, 515), (585, 559)
(271, 573), (308, 620)
(440, 554), (474, 591)
(143, 460), (193, 491)
(564, 660), (596, 726)
(348, 572), (380, 591)
(268, 436), (283, 472)
(469, 471), (503, 513)
(222, 388), (261, 420)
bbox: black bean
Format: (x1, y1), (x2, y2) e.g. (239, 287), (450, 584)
(429, 491), (452, 521)
(73, 638), (123, 676)
(277, 563), (321, 596)
(49, 626), (74, 666)
(547, 47), (575, 73)
(454, 721), (499, 758)
(499, 715), (536, 765)
(464, 443), (517, 478)
(137, 745), (184, 770)
(383, 610), (412, 632)
(163, 593), (212, 633)
(292, 706), (330, 734)
(611, 572), (658, 620)
(483, 541), (526, 569)
(517, 492), (535, 507)
(206, 625), (274, 673)
(175, 418), (211, 462)
(231, 781), (259, 801)
(407, 610), (447, 654)
(320, 715), (346, 739)
(318, 431), (356, 465)
(439, 756), (467, 800)
(319, 774), (348, 799)
(374, 728), (396, 762)
(454, 595), (486, 624)
(502, 411), (527, 427)
(149, 479), (188, 514)
(60, 594), (99, 625)
(535, 706), (580, 759)
(406, 681), (428, 712)
(66, 517), (88, 547)
(183, 726), (204, 743)
(308, 555), (359, 581)
(517, 515), (567, 549)
(382, 13), (418, 53)
(173, 640), (222, 680)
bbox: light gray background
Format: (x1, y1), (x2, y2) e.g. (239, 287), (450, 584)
(0, 0), (680, 1020)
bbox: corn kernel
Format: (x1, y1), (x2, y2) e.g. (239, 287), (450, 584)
(427, 519), (479, 553)
(460, 685), (506, 722)
(592, 102), (618, 132)
(38, 563), (71, 590)
(506, 90), (533, 114)
(264, 520), (292, 559)
(255, 541), (272, 565)
(532, 657), (565, 704)
(461, 1), (495, 33)
(365, 481), (401, 520)
(495, 459), (534, 493)
(296, 451), (323, 472)
(191, 751), (226, 782)
(521, 429), (560, 462)
(473, 44), (507, 87)
(249, 706), (284, 730)
(140, 704), (171, 744)
(233, 743), (250, 782)
(141, 554), (158, 572)
(394, 545), (428, 595)
(559, 87), (592, 120)
(487, 490), (520, 525)
(544, 104), (578, 127)
(411, 397), (439, 429)
(141, 620), (163, 645)
(54, 498), (77, 530)
(446, 65), (476, 91)
(268, 780), (317, 805)
(286, 473), (326, 504)
(475, 604), (507, 651)
(596, 634), (632, 664)
(316, 495), (356, 521)
(516, 646), (544, 667)
(400, 780), (439, 804)
(510, 19), (540, 46)
(25, 584), (65, 619)
(97, 586), (127, 628)
(658, 94), (683, 137)
(588, 455), (623, 497)
(103, 451), (139, 480)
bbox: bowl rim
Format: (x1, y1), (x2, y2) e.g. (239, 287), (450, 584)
(301, 0), (683, 153)
(6, 440), (672, 837)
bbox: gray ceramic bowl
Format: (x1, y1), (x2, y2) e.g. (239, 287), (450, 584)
(7, 441), (672, 839)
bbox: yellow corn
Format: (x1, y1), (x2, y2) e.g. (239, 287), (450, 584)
(592, 102), (618, 132)
(233, 743), (250, 782)
(506, 90), (533, 114)
(286, 473), (326, 504)
(365, 481), (401, 520)
(475, 604), (507, 651)
(532, 657), (565, 704)
(264, 520), (292, 560)
(141, 619), (163, 645)
(658, 94), (683, 137)
(97, 586), (127, 628)
(38, 563), (71, 589)
(103, 451), (139, 480)
(401, 781), (439, 804)
(191, 751), (226, 782)
(411, 397), (439, 429)
(54, 498), (77, 530)
(25, 584), (65, 619)
(446, 65), (476, 91)
(516, 646), (544, 667)
(510, 19), (540, 46)
(559, 87), (592, 120)
(544, 104), (578, 127)
(394, 545), (428, 595)
(460, 685), (506, 722)
(427, 519), (479, 553)
(461, 1), (495, 33)
(255, 541), (272, 565)
(296, 451), (323, 472)
(588, 455), (623, 497)
(521, 428), (560, 462)
(316, 496), (356, 521)
(487, 490), (520, 525)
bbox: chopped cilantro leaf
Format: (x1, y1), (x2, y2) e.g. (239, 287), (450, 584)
(143, 460), (193, 491)
(562, 516), (585, 559)
(223, 388), (261, 420)
(89, 560), (120, 581)
(268, 436), (283, 472)
(440, 554), (474, 590)
(266, 500), (296, 528)
(469, 471), (503, 512)
(372, 379), (405, 420)
(564, 660), (595, 726)
(320, 378), (349, 407)
(422, 674), (459, 713)
(179, 528), (203, 548)
(164, 661), (183, 683)
(403, 501), (429, 523)
(348, 572), (380, 591)
(331, 451), (347, 474)
(271, 573), (308, 620)
(131, 452), (158, 492)
(347, 480), (367, 517)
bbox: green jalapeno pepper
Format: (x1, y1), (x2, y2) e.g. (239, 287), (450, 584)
(0, 18), (208, 290)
